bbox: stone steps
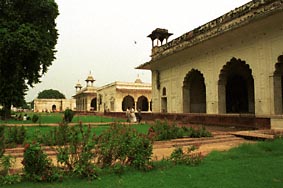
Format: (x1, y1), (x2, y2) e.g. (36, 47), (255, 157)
(153, 134), (243, 149)
(231, 130), (275, 140)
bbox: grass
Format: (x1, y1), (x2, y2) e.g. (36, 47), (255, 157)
(3, 139), (283, 188)
(4, 124), (151, 144)
(0, 113), (123, 125)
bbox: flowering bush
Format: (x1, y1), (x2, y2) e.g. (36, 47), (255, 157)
(96, 124), (153, 170)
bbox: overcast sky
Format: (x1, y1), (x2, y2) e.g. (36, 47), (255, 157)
(25, 0), (251, 101)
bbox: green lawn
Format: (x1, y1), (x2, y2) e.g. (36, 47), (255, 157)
(3, 139), (283, 188)
(0, 113), (123, 125)
(23, 124), (150, 137)
(4, 124), (151, 144)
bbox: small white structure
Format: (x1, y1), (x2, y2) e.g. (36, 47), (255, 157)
(73, 73), (152, 112)
(97, 78), (152, 112)
(33, 98), (76, 112)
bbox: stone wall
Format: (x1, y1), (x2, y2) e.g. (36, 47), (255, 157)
(104, 112), (270, 130)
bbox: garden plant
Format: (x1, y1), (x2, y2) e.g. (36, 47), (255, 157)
(0, 115), (215, 186)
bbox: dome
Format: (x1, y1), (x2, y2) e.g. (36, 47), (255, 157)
(135, 78), (143, 83)
(85, 75), (95, 82)
(75, 82), (82, 89)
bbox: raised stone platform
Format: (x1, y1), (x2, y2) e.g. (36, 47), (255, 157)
(271, 116), (283, 130)
(104, 112), (271, 130)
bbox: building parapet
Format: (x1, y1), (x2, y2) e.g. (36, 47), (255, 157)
(139, 0), (283, 68)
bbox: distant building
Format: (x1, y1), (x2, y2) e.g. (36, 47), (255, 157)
(33, 98), (76, 112)
(73, 74), (152, 112)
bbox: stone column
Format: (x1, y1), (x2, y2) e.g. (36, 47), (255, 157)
(218, 83), (226, 114)
(273, 75), (282, 114)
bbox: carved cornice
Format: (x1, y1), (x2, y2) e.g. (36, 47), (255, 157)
(138, 0), (283, 69)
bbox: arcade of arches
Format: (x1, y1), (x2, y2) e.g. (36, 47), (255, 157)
(122, 95), (151, 112)
(181, 58), (256, 114)
(146, 55), (283, 116)
(137, 0), (283, 120)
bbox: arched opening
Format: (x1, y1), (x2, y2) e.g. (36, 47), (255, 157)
(91, 98), (97, 111)
(162, 87), (166, 96)
(137, 96), (149, 111)
(218, 57), (255, 114)
(183, 69), (206, 113)
(226, 75), (248, 113)
(52, 105), (56, 112)
(122, 95), (135, 111)
(274, 55), (283, 114)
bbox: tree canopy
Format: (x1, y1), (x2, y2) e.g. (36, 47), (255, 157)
(0, 0), (59, 118)
(37, 89), (66, 99)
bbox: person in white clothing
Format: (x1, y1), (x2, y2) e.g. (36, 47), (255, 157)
(130, 107), (137, 123)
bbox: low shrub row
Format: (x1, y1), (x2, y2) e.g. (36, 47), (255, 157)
(148, 120), (212, 141)
(0, 120), (211, 185)
(0, 123), (156, 185)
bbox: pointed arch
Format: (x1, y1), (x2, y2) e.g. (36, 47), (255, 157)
(91, 98), (97, 111)
(183, 69), (206, 113)
(122, 95), (135, 111)
(137, 96), (149, 111)
(218, 57), (255, 114)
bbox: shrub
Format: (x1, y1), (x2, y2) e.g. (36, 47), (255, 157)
(55, 122), (70, 146)
(0, 154), (21, 186)
(149, 121), (212, 141)
(5, 126), (26, 145)
(186, 126), (212, 138)
(22, 143), (60, 182)
(63, 109), (74, 123)
(169, 147), (184, 164)
(0, 155), (15, 176)
(56, 124), (99, 179)
(169, 146), (203, 166)
(96, 124), (153, 170)
(31, 114), (39, 123)
(0, 174), (21, 186)
(148, 120), (181, 141)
